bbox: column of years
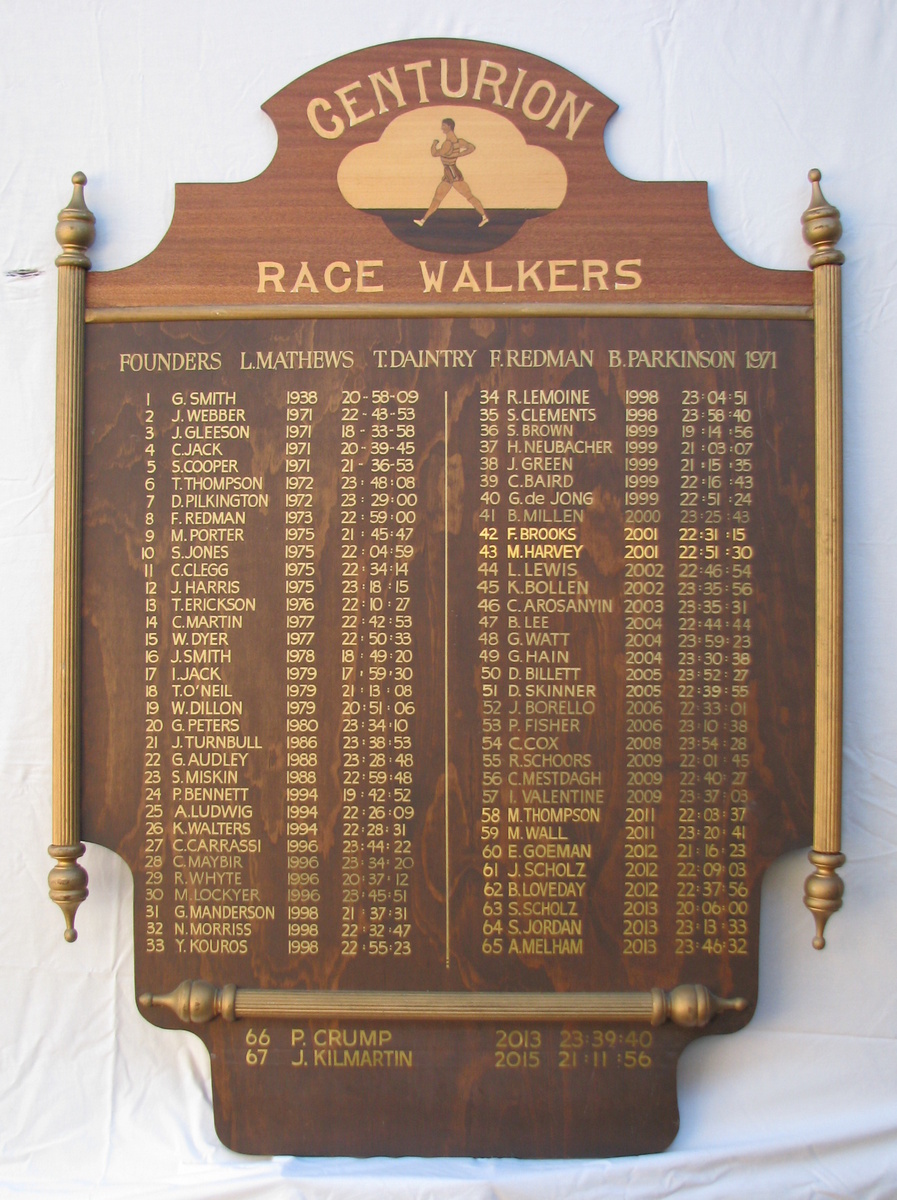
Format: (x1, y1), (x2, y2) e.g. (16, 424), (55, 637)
(623, 389), (663, 959)
(285, 388), (320, 955)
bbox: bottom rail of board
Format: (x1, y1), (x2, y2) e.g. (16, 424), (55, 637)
(140, 979), (747, 1028)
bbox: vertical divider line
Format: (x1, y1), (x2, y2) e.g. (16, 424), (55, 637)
(444, 388), (450, 968)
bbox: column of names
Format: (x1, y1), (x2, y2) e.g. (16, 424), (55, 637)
(167, 387), (270, 956)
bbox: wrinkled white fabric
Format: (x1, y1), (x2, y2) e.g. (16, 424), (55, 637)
(1, 2), (895, 1196)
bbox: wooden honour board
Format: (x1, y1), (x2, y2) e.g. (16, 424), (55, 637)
(77, 39), (818, 1157)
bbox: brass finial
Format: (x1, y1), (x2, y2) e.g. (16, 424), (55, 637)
(665, 984), (748, 1028)
(801, 169), (844, 269)
(140, 979), (238, 1024)
(47, 843), (89, 942)
(651, 985), (748, 1028)
(55, 172), (96, 269)
(804, 850), (846, 948)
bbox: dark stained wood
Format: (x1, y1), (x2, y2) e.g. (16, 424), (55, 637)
(80, 314), (814, 1156)
(77, 40), (816, 1158)
(87, 40), (811, 311)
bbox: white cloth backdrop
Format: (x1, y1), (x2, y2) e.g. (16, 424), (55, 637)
(1, 2), (895, 1196)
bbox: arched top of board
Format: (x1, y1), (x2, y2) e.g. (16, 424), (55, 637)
(86, 38), (811, 310)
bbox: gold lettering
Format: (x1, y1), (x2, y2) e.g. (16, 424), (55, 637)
(615, 259), (643, 290)
(505, 67), (527, 109)
(522, 80), (557, 122)
(485, 262), (512, 293)
(452, 260), (481, 292)
(473, 59), (508, 105)
(403, 59), (432, 103)
(440, 57), (468, 99)
(546, 91), (594, 140)
(257, 262), (285, 293)
(583, 260), (609, 291)
(517, 260), (544, 291)
(306, 97), (344, 140)
(334, 81), (376, 127)
(356, 260), (383, 293)
(368, 68), (406, 114)
(324, 262), (352, 293)
(289, 263), (319, 294)
(548, 260), (577, 292)
(419, 260), (447, 293)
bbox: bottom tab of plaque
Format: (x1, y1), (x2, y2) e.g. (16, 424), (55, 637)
(158, 1009), (747, 1157)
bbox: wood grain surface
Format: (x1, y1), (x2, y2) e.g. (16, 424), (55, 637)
(86, 39), (812, 311)
(77, 40), (816, 1157)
